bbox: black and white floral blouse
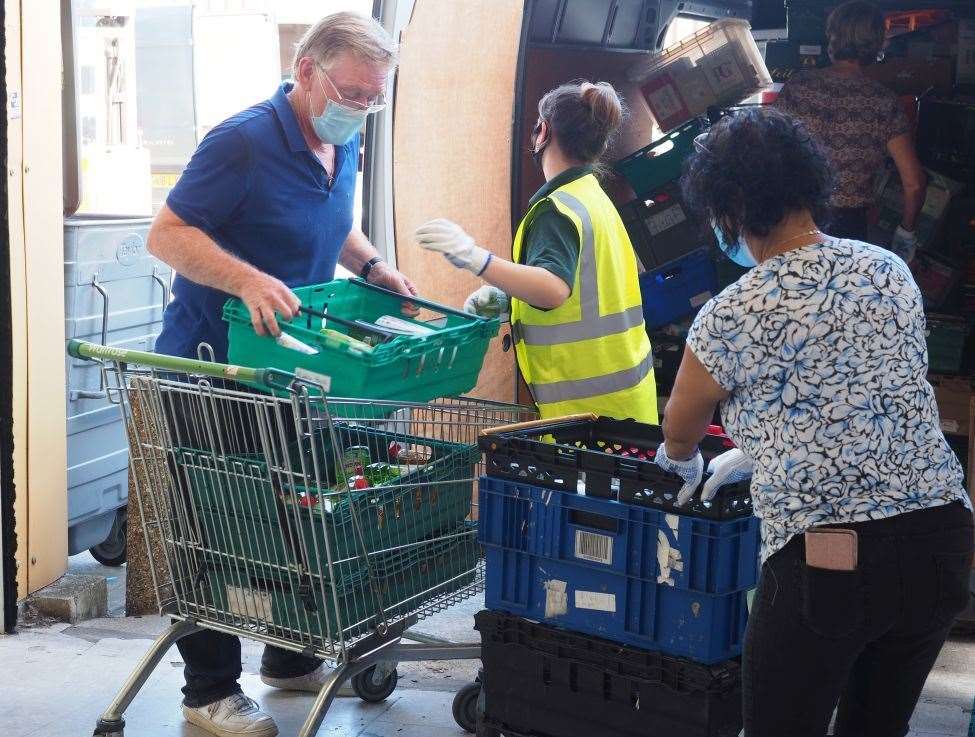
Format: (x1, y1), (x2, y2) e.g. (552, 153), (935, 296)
(687, 239), (971, 562)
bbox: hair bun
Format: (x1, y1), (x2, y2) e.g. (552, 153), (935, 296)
(579, 81), (623, 132)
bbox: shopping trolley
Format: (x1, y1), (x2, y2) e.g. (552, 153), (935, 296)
(68, 340), (536, 737)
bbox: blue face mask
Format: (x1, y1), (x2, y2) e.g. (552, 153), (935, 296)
(311, 99), (368, 145)
(713, 224), (757, 268)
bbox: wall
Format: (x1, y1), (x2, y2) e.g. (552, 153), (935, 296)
(8, 0), (68, 598)
(391, 0), (524, 403)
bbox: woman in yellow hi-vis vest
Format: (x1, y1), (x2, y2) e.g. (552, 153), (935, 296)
(416, 81), (657, 423)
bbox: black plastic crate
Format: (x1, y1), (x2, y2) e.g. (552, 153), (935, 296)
(621, 181), (715, 271)
(475, 610), (743, 737)
(479, 415), (752, 520)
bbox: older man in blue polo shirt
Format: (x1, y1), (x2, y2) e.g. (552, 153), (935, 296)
(148, 12), (411, 737)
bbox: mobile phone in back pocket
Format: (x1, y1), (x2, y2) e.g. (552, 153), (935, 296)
(805, 528), (858, 571)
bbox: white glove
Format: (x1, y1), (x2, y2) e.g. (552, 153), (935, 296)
(890, 225), (918, 263)
(464, 285), (510, 321)
(415, 219), (492, 275)
(655, 443), (704, 506)
(700, 448), (753, 501)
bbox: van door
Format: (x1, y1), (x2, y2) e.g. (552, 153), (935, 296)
(365, 0), (525, 403)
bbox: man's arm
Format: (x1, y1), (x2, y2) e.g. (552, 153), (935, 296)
(147, 204), (299, 337)
(339, 226), (418, 298)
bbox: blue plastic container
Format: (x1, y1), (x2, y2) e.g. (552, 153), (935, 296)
(479, 476), (758, 663)
(639, 247), (718, 330)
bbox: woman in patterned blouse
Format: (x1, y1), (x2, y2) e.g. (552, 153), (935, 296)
(775, 0), (926, 260)
(655, 106), (973, 737)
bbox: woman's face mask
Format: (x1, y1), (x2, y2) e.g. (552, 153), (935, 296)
(713, 222), (757, 268)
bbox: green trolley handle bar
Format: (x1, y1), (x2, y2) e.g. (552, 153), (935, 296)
(66, 339), (297, 391)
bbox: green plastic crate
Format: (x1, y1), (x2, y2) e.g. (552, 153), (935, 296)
(178, 425), (479, 579)
(614, 119), (705, 199)
(223, 278), (499, 400)
(198, 526), (479, 642)
(927, 316), (971, 374)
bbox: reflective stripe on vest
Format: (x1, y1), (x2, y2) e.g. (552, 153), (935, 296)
(511, 190), (642, 346)
(529, 346), (655, 405)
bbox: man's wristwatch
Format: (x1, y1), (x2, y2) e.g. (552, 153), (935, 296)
(360, 256), (385, 281)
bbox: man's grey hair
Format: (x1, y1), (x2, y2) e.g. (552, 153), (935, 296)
(292, 11), (398, 77)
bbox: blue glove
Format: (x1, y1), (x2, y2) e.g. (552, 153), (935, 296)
(655, 443), (704, 506)
(701, 448), (753, 501)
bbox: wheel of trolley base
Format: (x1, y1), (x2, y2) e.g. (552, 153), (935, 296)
(352, 665), (398, 702)
(452, 681), (481, 733)
(93, 716), (125, 736)
(90, 507), (127, 567)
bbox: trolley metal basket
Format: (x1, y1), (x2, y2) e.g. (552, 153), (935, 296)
(68, 340), (536, 737)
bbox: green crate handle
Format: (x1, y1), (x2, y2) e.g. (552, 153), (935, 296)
(354, 278), (490, 322)
(66, 339), (297, 391)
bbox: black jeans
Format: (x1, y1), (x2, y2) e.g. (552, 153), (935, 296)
(825, 206), (869, 241)
(157, 380), (323, 708)
(743, 502), (973, 737)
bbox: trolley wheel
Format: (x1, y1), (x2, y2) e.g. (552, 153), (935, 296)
(351, 664), (398, 702)
(93, 716), (124, 736)
(90, 507), (127, 567)
(452, 681), (481, 733)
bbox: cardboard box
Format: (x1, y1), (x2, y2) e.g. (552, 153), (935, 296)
(931, 374), (975, 437)
(863, 57), (953, 96)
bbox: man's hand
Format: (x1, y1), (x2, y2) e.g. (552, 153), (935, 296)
(238, 271), (301, 337)
(367, 261), (420, 316)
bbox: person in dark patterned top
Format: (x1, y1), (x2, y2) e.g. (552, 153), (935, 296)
(775, 0), (927, 259)
(656, 107), (972, 737)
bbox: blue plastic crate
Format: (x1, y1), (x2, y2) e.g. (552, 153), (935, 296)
(479, 477), (758, 663)
(639, 247), (717, 330)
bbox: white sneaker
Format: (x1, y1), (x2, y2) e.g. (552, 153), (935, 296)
(181, 693), (278, 737)
(260, 663), (355, 696)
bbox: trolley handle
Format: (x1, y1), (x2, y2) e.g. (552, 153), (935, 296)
(354, 277), (490, 322)
(66, 339), (296, 391)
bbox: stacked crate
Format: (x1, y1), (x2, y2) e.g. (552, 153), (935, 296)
(472, 416), (759, 737)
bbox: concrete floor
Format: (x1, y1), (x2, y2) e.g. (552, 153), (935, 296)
(2, 554), (973, 737)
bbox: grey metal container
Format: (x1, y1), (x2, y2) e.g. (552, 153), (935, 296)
(64, 215), (171, 558)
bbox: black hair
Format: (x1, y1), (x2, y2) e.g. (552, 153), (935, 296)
(537, 80), (625, 164)
(680, 107), (834, 251)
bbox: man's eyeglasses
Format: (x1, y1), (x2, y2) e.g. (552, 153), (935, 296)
(693, 132), (711, 154)
(319, 66), (387, 114)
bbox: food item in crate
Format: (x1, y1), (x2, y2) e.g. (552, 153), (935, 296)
(373, 314), (436, 336)
(342, 446), (372, 476)
(318, 328), (374, 354)
(395, 447), (431, 465)
(364, 462), (402, 486)
(347, 474), (371, 490)
(275, 331), (319, 355)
